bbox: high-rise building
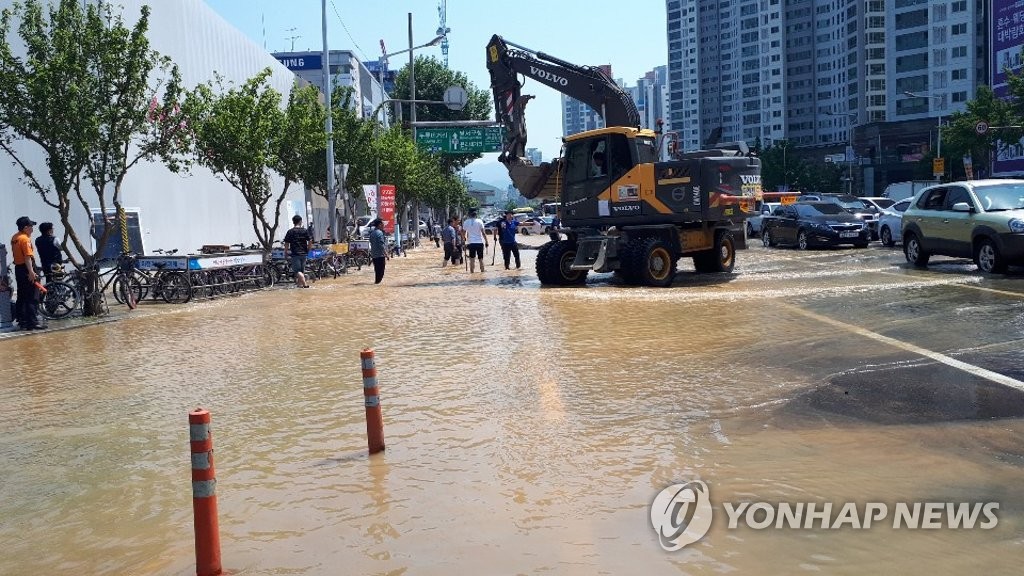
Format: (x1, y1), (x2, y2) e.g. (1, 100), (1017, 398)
(561, 64), (614, 137)
(667, 1), (986, 151)
(272, 50), (387, 120)
(526, 148), (543, 166)
(630, 66), (671, 132)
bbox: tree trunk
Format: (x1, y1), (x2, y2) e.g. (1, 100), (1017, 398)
(81, 263), (108, 317)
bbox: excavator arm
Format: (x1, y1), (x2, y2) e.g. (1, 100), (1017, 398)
(486, 35), (640, 199)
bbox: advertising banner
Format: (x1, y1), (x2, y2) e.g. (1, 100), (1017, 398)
(378, 185), (396, 234)
(992, 0), (1024, 173)
(363, 185), (378, 215)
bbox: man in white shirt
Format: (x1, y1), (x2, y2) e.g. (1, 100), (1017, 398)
(461, 208), (489, 273)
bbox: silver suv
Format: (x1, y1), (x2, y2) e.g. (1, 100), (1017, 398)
(901, 179), (1024, 273)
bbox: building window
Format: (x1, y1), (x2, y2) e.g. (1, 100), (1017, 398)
(951, 69), (967, 81)
(952, 91), (967, 102)
(952, 0), (967, 12)
(951, 23), (966, 36)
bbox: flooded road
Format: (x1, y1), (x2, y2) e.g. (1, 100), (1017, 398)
(1, 238), (1023, 575)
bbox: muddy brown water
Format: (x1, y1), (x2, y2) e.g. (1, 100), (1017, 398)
(1, 239), (1022, 575)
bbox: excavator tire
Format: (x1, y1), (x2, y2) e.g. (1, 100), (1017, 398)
(536, 240), (587, 286)
(693, 229), (736, 273)
(615, 237), (647, 285)
(637, 237), (677, 287)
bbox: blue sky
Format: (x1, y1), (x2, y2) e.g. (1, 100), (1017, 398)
(204, 0), (667, 181)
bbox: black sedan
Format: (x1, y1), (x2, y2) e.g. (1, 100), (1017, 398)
(761, 202), (870, 250)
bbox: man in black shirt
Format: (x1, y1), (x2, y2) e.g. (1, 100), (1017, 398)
(283, 214), (312, 288)
(35, 222), (62, 281)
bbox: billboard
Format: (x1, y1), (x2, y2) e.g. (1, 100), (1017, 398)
(992, 0), (1024, 173)
(378, 185), (396, 234)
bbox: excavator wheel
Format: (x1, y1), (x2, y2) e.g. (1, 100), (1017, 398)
(615, 237), (647, 285)
(693, 229), (736, 273)
(637, 237), (677, 287)
(536, 240), (587, 286)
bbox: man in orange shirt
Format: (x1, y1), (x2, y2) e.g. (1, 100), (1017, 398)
(11, 216), (44, 330)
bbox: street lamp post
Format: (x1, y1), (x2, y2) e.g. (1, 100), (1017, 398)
(321, 0), (337, 242)
(825, 110), (857, 195)
(903, 91), (944, 180)
(374, 24), (445, 230)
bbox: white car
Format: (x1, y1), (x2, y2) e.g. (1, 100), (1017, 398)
(746, 202), (780, 237)
(876, 198), (913, 247)
(517, 218), (546, 235)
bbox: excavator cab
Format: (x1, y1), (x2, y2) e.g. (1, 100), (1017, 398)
(559, 127), (660, 225)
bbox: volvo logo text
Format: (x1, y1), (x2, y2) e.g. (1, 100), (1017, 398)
(529, 66), (569, 86)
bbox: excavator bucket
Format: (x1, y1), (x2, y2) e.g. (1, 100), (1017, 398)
(507, 158), (561, 200)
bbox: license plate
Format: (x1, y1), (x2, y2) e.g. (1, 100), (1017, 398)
(840, 231), (859, 238)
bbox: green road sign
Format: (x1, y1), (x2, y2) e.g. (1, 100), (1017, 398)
(416, 127), (505, 154)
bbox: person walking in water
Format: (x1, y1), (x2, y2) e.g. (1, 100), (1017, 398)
(283, 214), (312, 288)
(441, 216), (458, 267)
(367, 217), (390, 284)
(496, 210), (521, 270)
(461, 208), (488, 273)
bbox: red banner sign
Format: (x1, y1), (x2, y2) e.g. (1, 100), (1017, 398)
(378, 185), (396, 234)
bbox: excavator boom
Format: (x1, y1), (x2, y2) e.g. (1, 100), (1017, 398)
(486, 35), (640, 198)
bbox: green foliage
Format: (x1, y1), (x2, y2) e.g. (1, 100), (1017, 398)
(187, 69), (326, 250)
(503, 198), (517, 212)
(0, 0), (190, 279)
(940, 85), (1017, 179)
(757, 140), (844, 193)
(392, 55), (493, 171)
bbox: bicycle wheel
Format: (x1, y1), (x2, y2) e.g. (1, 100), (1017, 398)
(159, 272), (192, 304)
(114, 274), (138, 310)
(39, 281), (80, 319)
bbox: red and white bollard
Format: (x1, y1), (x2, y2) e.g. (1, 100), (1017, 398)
(361, 349), (386, 454)
(189, 408), (222, 576)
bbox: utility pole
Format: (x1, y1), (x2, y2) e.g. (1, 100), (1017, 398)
(321, 1), (337, 240)
(286, 27), (300, 51)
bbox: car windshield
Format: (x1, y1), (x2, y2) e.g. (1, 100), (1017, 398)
(835, 197), (869, 210)
(797, 203), (844, 216)
(872, 199), (895, 209)
(974, 184), (1024, 211)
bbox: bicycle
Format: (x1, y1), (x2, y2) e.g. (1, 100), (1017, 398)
(38, 263), (81, 320)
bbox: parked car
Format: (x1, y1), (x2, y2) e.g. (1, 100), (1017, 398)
(762, 202), (870, 249)
(901, 179), (1024, 273)
(746, 202), (781, 237)
(800, 194), (880, 239)
(859, 197), (895, 211)
(517, 218), (546, 235)
(876, 198), (913, 247)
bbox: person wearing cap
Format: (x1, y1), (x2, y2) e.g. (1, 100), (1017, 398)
(496, 210), (521, 270)
(461, 208), (488, 273)
(283, 214), (312, 288)
(367, 217), (389, 284)
(11, 216), (44, 330)
(35, 222), (62, 282)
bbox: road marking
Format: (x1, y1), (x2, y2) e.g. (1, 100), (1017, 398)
(782, 303), (1024, 393)
(872, 270), (1024, 299)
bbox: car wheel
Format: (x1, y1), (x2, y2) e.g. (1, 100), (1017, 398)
(880, 226), (894, 247)
(903, 233), (930, 267)
(746, 222), (754, 238)
(521, 229), (529, 235)
(797, 230), (809, 250)
(975, 238), (1007, 274)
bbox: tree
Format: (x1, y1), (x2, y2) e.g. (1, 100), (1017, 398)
(392, 55), (493, 172)
(301, 86), (377, 232)
(187, 70), (326, 250)
(940, 85), (1019, 180)
(756, 140), (801, 192)
(0, 0), (190, 314)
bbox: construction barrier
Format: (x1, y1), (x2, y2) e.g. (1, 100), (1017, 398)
(360, 349), (386, 454)
(189, 408), (222, 576)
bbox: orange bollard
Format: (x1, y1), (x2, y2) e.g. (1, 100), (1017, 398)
(361, 349), (386, 454)
(189, 408), (222, 576)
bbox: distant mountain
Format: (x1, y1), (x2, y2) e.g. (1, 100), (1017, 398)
(466, 156), (513, 190)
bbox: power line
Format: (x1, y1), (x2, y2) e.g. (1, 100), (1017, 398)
(329, 0), (369, 62)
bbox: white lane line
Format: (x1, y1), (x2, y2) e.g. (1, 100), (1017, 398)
(870, 270), (1024, 299)
(782, 303), (1024, 393)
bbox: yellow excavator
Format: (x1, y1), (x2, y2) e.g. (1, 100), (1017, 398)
(487, 34), (761, 287)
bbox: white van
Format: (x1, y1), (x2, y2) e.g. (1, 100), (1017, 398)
(883, 180), (935, 202)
